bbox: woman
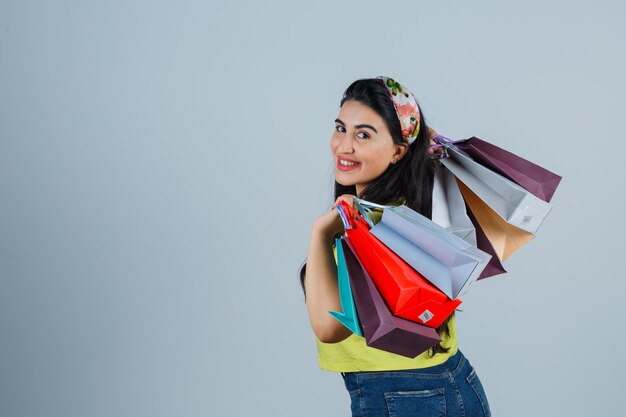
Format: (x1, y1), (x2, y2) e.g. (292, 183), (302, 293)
(299, 76), (492, 417)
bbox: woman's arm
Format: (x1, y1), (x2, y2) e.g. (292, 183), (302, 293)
(304, 195), (355, 343)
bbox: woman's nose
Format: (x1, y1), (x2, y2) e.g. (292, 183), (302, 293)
(336, 134), (355, 153)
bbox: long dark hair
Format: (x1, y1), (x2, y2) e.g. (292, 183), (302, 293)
(299, 77), (453, 356)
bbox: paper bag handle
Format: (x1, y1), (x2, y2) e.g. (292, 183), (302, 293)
(337, 201), (369, 230)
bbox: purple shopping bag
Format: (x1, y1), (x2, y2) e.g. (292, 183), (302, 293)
(455, 137), (562, 203)
(341, 238), (441, 358)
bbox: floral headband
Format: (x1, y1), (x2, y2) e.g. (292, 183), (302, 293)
(375, 76), (421, 145)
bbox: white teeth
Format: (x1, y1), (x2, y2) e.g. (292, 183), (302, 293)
(340, 159), (358, 166)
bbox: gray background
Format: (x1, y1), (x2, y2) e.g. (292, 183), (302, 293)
(1, 0), (624, 416)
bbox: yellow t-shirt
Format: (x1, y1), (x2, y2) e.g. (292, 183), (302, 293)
(315, 199), (459, 372)
(316, 314), (457, 372)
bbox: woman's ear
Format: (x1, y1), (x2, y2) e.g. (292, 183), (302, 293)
(392, 143), (409, 164)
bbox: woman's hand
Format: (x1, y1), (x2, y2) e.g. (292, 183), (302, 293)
(426, 126), (444, 157)
(311, 194), (356, 243)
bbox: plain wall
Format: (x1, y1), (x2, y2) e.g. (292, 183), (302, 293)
(1, 1), (625, 416)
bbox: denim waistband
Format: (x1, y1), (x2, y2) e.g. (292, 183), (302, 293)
(443, 348), (465, 376)
(342, 348), (467, 381)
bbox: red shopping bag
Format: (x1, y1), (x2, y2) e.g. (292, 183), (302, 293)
(341, 238), (441, 358)
(337, 201), (461, 328)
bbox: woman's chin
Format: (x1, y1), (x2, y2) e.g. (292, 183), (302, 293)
(334, 177), (356, 187)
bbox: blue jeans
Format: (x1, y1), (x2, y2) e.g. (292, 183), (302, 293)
(341, 349), (491, 417)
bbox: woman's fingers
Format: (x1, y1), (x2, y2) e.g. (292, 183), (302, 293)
(427, 128), (445, 157)
(427, 127), (440, 155)
(333, 194), (356, 208)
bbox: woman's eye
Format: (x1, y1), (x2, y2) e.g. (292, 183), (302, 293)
(357, 132), (369, 139)
(335, 125), (345, 133)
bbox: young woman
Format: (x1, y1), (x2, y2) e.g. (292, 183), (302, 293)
(300, 77), (492, 417)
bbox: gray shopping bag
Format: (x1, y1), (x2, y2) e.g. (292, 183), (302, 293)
(432, 163), (477, 246)
(367, 203), (491, 299)
(440, 145), (553, 234)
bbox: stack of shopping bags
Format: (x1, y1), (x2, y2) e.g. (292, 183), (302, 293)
(328, 135), (562, 358)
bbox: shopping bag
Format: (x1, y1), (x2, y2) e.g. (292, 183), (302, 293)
(353, 196), (487, 298)
(352, 198), (384, 229)
(367, 202), (491, 300)
(328, 237), (363, 336)
(465, 205), (507, 279)
(457, 179), (534, 261)
(435, 137), (553, 234)
(432, 163), (477, 245)
(341, 238), (441, 358)
(337, 201), (461, 328)
(455, 137), (562, 203)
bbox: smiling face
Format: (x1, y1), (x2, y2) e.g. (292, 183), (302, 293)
(331, 100), (407, 195)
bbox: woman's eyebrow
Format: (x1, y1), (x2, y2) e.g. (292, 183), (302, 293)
(335, 118), (378, 133)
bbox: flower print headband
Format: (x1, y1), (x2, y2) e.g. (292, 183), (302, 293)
(375, 76), (421, 145)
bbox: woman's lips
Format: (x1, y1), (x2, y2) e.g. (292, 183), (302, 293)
(336, 157), (361, 172)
